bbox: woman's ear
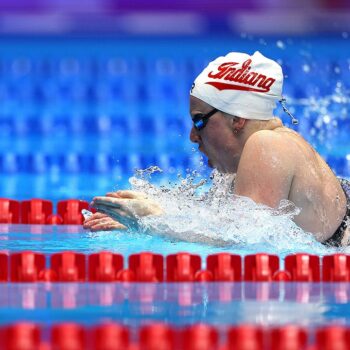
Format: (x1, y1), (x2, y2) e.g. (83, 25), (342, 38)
(232, 117), (246, 133)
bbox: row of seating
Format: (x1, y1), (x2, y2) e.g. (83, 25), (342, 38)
(0, 54), (350, 71)
(1, 55), (349, 78)
(0, 153), (198, 174)
(0, 153), (348, 175)
(0, 83), (346, 103)
(0, 85), (189, 104)
(0, 115), (189, 134)
(0, 322), (348, 350)
(0, 111), (348, 134)
(0, 251), (349, 282)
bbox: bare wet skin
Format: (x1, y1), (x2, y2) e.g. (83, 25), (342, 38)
(189, 94), (347, 245)
(252, 121), (347, 241)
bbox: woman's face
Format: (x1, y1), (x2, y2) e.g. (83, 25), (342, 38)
(189, 95), (239, 173)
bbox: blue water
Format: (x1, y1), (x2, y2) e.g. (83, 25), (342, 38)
(0, 224), (350, 328)
(0, 36), (349, 201)
(0, 223), (337, 257)
(0, 35), (349, 328)
(1, 282), (349, 327)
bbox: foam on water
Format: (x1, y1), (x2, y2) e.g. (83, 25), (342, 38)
(122, 166), (342, 256)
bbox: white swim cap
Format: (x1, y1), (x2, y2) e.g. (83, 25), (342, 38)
(190, 51), (283, 120)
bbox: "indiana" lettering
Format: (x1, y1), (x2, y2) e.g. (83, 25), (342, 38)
(207, 59), (276, 92)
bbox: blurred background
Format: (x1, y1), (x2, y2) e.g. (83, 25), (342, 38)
(0, 0), (349, 202)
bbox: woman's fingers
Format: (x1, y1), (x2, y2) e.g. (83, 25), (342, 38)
(83, 216), (110, 229)
(84, 215), (127, 231)
(104, 192), (123, 199)
(92, 196), (124, 208)
(84, 212), (108, 224)
(89, 220), (127, 231)
(106, 190), (148, 200)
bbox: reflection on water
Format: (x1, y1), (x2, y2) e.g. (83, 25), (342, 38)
(1, 282), (349, 327)
(0, 222), (343, 258)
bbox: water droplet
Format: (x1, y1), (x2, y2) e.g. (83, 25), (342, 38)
(276, 40), (285, 49)
(323, 115), (331, 124)
(302, 64), (310, 73)
(342, 32), (348, 39)
(130, 168), (322, 253)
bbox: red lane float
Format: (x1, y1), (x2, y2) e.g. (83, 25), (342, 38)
(88, 252), (124, 282)
(181, 324), (219, 350)
(21, 199), (53, 224)
(285, 254), (320, 282)
(1, 322), (350, 349)
(227, 325), (264, 350)
(269, 325), (308, 350)
(0, 198), (20, 224)
(92, 323), (130, 350)
(207, 253), (242, 281)
(0, 323), (41, 350)
(1, 251), (350, 283)
(166, 253), (201, 282)
(244, 253), (279, 281)
(0, 252), (8, 281)
(315, 325), (350, 350)
(51, 252), (86, 282)
(139, 324), (176, 350)
(46, 214), (64, 225)
(10, 252), (46, 282)
(322, 254), (350, 282)
(129, 252), (164, 282)
(57, 200), (89, 225)
(0, 198), (91, 225)
(51, 323), (86, 350)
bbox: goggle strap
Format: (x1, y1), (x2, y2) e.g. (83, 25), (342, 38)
(280, 97), (298, 125)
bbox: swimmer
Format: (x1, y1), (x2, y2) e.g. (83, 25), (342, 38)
(84, 51), (350, 247)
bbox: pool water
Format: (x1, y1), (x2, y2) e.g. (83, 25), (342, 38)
(0, 35), (350, 344)
(0, 36), (349, 201)
(1, 281), (350, 327)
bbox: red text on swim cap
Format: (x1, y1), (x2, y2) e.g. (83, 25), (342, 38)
(206, 59), (276, 93)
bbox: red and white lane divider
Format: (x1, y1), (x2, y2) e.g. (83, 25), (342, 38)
(0, 251), (349, 282)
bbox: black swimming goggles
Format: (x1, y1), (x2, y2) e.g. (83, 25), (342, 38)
(192, 108), (219, 131)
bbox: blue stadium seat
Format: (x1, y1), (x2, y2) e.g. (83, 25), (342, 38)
(26, 153), (51, 174)
(89, 153), (113, 174)
(59, 153), (86, 173)
(0, 117), (14, 136)
(127, 153), (142, 173)
(0, 153), (21, 173)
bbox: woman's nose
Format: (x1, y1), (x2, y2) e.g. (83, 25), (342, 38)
(189, 126), (201, 143)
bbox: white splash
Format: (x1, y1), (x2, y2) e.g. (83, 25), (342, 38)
(81, 209), (93, 220)
(128, 168), (329, 254)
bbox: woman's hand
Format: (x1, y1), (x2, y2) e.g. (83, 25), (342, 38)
(90, 190), (163, 229)
(83, 212), (127, 232)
